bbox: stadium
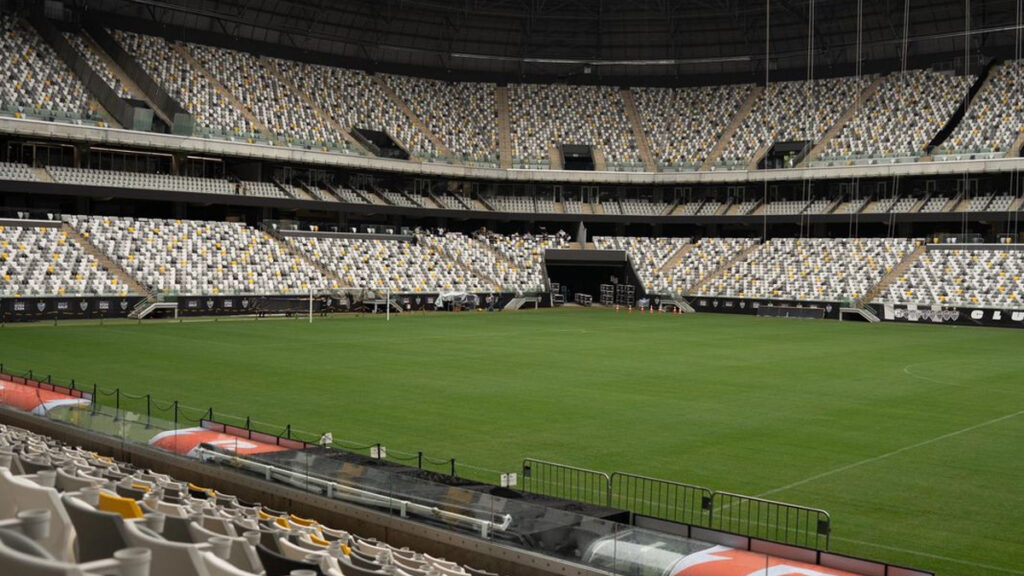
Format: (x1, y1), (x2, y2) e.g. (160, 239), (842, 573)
(0, 0), (1022, 575)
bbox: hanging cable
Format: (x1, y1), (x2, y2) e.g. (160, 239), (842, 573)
(961, 0), (971, 241)
(849, 0), (864, 238)
(762, 0), (770, 241)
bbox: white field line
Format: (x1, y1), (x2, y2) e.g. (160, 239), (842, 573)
(757, 408), (1024, 499)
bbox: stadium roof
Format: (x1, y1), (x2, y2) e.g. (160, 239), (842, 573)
(71, 0), (1024, 83)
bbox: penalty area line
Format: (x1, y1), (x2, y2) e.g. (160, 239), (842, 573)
(757, 408), (1024, 499)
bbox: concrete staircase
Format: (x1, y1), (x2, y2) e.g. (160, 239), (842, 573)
(800, 75), (887, 166)
(266, 232), (347, 290)
(496, 86), (513, 169)
(1013, 130), (1024, 158)
(174, 44), (272, 138)
(747, 144), (771, 171)
(263, 58), (368, 154)
(685, 243), (761, 296)
(32, 168), (54, 183)
(422, 234), (502, 292)
(63, 223), (150, 296)
(548, 145), (563, 170)
(658, 243), (694, 275)
(82, 31), (174, 129)
(592, 148), (608, 171)
(858, 243), (927, 306)
(373, 76), (455, 162)
(620, 88), (658, 172)
(701, 86), (763, 170)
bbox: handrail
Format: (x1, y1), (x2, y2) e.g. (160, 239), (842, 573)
(195, 447), (512, 538)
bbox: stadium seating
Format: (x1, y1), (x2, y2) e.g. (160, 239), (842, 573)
(476, 232), (569, 293)
(593, 236), (689, 291)
(287, 234), (490, 293)
(0, 162), (37, 182)
(824, 70), (975, 161)
(335, 187), (368, 204)
(0, 15), (94, 121)
(0, 422), (497, 576)
(487, 195), (535, 213)
(68, 216), (326, 295)
(633, 84), (752, 169)
(277, 60), (437, 157)
(47, 166), (236, 196)
(188, 45), (347, 149)
(651, 238), (759, 295)
(700, 238), (918, 301)
(508, 84), (640, 168)
(921, 196), (951, 212)
(696, 201), (723, 216)
(620, 199), (667, 216)
(764, 200), (811, 215)
(942, 60), (1024, 155)
(885, 247), (1024, 308)
(65, 33), (133, 100)
(384, 75), (499, 164)
(0, 224), (126, 297)
(239, 181), (287, 199)
(721, 77), (869, 166)
(113, 31), (255, 138)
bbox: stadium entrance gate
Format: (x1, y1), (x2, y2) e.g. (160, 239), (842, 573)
(544, 249), (642, 307)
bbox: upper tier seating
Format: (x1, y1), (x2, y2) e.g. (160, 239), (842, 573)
(593, 236), (689, 291)
(620, 199), (667, 216)
(885, 248), (1024, 308)
(47, 166), (236, 196)
(942, 60), (1024, 155)
(0, 422), (499, 576)
(721, 76), (869, 165)
(824, 70), (974, 160)
(240, 181), (287, 199)
(0, 15), (93, 120)
(633, 84), (752, 169)
(65, 33), (133, 100)
(488, 195), (535, 213)
(384, 75), (499, 164)
(1, 224), (125, 296)
(508, 84), (640, 168)
(651, 238), (759, 295)
(277, 61), (437, 157)
(287, 235), (489, 293)
(700, 237), (918, 301)
(764, 200), (811, 215)
(188, 45), (347, 149)
(0, 162), (37, 182)
(113, 31), (255, 137)
(69, 216), (326, 295)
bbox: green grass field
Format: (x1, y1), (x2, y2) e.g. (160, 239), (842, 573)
(1, 309), (1022, 575)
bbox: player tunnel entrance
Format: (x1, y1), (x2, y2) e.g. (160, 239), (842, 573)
(544, 249), (644, 306)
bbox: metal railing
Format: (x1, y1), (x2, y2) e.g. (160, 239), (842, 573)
(709, 492), (831, 550)
(521, 458), (610, 507)
(610, 473), (711, 527)
(520, 458), (832, 550)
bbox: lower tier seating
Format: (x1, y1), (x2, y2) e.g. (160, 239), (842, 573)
(0, 422), (500, 576)
(885, 248), (1024, 308)
(700, 238), (919, 301)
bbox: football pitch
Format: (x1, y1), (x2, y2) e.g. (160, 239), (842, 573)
(1, 309), (1022, 575)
